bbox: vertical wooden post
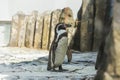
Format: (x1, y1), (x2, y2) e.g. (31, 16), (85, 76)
(34, 14), (44, 49)
(18, 14), (28, 47)
(25, 11), (38, 48)
(49, 9), (62, 49)
(9, 12), (24, 47)
(42, 11), (51, 50)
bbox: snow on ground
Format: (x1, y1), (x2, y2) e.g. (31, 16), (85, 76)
(0, 47), (97, 80)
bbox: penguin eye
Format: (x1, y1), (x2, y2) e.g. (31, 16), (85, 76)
(58, 25), (65, 30)
(68, 14), (72, 17)
(58, 26), (62, 30)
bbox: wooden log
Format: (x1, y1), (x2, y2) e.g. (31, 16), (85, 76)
(25, 11), (38, 48)
(9, 12), (24, 47)
(49, 9), (62, 49)
(42, 11), (51, 50)
(34, 14), (44, 49)
(18, 14), (28, 47)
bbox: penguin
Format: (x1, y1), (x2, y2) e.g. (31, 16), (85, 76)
(59, 7), (75, 63)
(47, 23), (68, 71)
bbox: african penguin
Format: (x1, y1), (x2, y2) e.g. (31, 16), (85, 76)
(47, 23), (68, 71)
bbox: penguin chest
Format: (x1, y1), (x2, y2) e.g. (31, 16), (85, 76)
(54, 37), (68, 66)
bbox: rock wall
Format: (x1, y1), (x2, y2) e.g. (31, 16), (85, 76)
(93, 0), (108, 51)
(78, 0), (94, 52)
(94, 0), (120, 80)
(77, 0), (112, 52)
(95, 0), (113, 70)
(59, 7), (75, 48)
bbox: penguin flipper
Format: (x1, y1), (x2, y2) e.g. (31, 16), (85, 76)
(52, 42), (57, 63)
(47, 42), (57, 71)
(47, 42), (54, 70)
(47, 48), (52, 70)
(66, 47), (72, 63)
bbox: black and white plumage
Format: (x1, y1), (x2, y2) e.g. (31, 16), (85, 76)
(47, 23), (68, 71)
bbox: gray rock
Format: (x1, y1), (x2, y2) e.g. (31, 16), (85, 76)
(95, 0), (113, 70)
(59, 7), (75, 47)
(93, 0), (108, 51)
(79, 0), (94, 52)
(59, 7), (75, 62)
(95, 0), (120, 79)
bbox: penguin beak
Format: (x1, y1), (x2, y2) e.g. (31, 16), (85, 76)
(65, 24), (72, 27)
(64, 24), (67, 30)
(63, 25), (67, 30)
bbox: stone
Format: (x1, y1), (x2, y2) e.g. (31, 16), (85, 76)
(93, 0), (107, 51)
(95, 0), (120, 79)
(94, 71), (113, 80)
(95, 0), (113, 70)
(72, 6), (82, 51)
(59, 7), (75, 62)
(59, 7), (75, 47)
(79, 0), (94, 52)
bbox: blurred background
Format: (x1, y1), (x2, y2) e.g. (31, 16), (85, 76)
(0, 0), (82, 47)
(0, 0), (82, 20)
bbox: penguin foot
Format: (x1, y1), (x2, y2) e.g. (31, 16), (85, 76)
(47, 67), (60, 72)
(58, 69), (68, 72)
(66, 48), (72, 63)
(58, 65), (68, 72)
(51, 69), (68, 72)
(68, 60), (70, 63)
(47, 66), (52, 71)
(47, 68), (51, 71)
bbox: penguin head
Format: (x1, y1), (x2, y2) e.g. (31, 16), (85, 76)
(59, 7), (75, 28)
(55, 23), (67, 34)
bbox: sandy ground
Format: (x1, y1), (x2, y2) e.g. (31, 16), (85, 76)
(0, 47), (97, 80)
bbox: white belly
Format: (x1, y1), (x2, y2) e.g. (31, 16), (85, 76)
(54, 37), (68, 67)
